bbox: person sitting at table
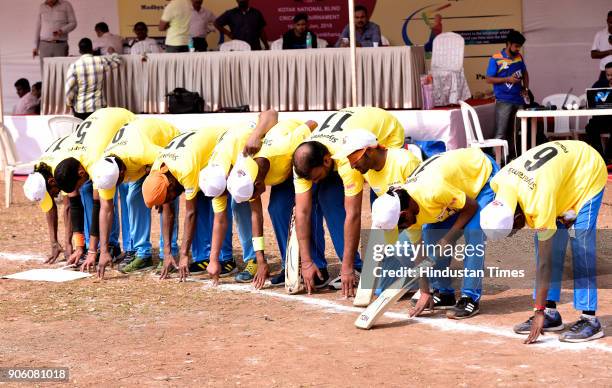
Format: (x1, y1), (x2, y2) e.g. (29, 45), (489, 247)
(585, 61), (612, 165)
(282, 13), (317, 49)
(129, 22), (161, 55)
(93, 22), (124, 55)
(13, 78), (39, 115)
(335, 5), (382, 48)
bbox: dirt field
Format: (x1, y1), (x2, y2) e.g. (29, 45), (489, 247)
(1, 181), (611, 387)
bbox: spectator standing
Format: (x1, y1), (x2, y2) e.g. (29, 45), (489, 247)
(159, 0), (192, 53)
(335, 5), (381, 47)
(283, 13), (317, 49)
(129, 22), (162, 55)
(215, 0), (269, 50)
(94, 22), (124, 55)
(65, 38), (122, 120)
(13, 79), (39, 115)
(33, 0), (77, 70)
(590, 11), (612, 84)
(485, 30), (529, 160)
(190, 0), (216, 52)
(585, 62), (612, 164)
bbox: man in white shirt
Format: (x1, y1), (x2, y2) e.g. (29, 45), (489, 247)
(94, 22), (124, 55)
(33, 0), (77, 71)
(190, 0), (216, 52)
(591, 11), (612, 83)
(12, 79), (39, 115)
(129, 22), (162, 55)
(159, 0), (192, 53)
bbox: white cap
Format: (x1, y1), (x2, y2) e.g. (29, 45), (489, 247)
(371, 193), (401, 230)
(199, 165), (227, 197)
(92, 157), (120, 190)
(332, 129), (378, 159)
(24, 172), (54, 212)
(226, 156), (258, 203)
(480, 200), (514, 240)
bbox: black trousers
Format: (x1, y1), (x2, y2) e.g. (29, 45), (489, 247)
(192, 37), (208, 52)
(585, 115), (612, 163)
(73, 111), (93, 121)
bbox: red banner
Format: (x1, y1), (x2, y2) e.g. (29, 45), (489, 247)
(252, 0), (378, 45)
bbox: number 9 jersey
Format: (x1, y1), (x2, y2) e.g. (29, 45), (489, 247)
(490, 140), (607, 233)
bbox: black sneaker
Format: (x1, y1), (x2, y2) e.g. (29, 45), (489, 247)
(189, 260), (209, 275)
(314, 267), (330, 289)
(446, 296), (479, 319)
(559, 316), (604, 343)
(220, 259), (238, 277)
(109, 245), (123, 263)
(269, 269), (285, 287)
(513, 309), (564, 334)
(433, 292), (456, 310)
(118, 251), (136, 272)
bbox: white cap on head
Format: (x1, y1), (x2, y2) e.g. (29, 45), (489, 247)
(199, 165), (227, 197)
(333, 129), (378, 159)
(24, 172), (54, 212)
(480, 199), (514, 240)
(371, 193), (401, 230)
(226, 156), (257, 203)
(92, 157), (120, 190)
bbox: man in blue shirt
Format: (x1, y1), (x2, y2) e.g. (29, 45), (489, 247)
(335, 5), (382, 47)
(486, 30), (529, 159)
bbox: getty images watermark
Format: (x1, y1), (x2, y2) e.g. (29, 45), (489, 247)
(370, 240), (525, 280)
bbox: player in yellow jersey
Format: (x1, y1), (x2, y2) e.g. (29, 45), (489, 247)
(480, 141), (607, 343)
(225, 118), (323, 288)
(198, 111), (280, 284)
(53, 108), (135, 266)
(371, 148), (500, 319)
(23, 135), (76, 263)
(141, 126), (237, 281)
(291, 107), (405, 296)
(81, 118), (180, 277)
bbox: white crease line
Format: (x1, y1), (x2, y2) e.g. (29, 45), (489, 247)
(211, 282), (612, 354)
(0, 252), (44, 262)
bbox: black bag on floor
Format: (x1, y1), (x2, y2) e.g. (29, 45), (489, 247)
(167, 88), (204, 114)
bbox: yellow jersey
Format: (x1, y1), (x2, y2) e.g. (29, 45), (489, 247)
(98, 118), (180, 200)
(294, 107), (404, 196)
(491, 140), (607, 238)
(403, 148), (493, 242)
(37, 135), (76, 173)
(152, 126), (227, 201)
(365, 148), (421, 197)
(208, 122), (256, 213)
(64, 108), (135, 174)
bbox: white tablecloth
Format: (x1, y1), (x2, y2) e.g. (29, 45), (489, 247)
(42, 47), (426, 115)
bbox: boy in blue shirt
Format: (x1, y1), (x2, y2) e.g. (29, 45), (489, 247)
(486, 30), (529, 159)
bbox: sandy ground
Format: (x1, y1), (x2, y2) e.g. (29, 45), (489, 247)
(0, 181), (611, 387)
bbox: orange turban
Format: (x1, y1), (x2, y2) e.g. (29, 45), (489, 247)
(143, 167), (170, 208)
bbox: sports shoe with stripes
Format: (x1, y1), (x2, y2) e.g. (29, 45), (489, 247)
(446, 296), (479, 319)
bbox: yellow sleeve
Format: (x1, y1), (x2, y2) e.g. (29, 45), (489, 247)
(532, 200), (558, 241)
(98, 187), (117, 201)
(294, 173), (313, 194)
(433, 185), (466, 211)
(406, 226), (422, 244)
(212, 195), (228, 214)
(338, 162), (364, 197)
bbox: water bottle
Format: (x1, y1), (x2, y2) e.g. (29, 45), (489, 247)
(306, 32), (313, 49)
(188, 38), (194, 52)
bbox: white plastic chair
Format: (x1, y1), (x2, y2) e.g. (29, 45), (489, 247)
(0, 124), (36, 208)
(317, 38), (328, 48)
(431, 32), (471, 106)
(219, 40), (251, 52)
(270, 39), (283, 51)
(541, 94), (581, 139)
(381, 35), (390, 46)
(459, 101), (508, 166)
(48, 116), (82, 140)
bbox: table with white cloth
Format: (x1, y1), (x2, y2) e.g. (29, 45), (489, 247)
(516, 108), (612, 155)
(41, 47), (426, 115)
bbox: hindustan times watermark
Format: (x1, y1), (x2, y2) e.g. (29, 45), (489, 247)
(373, 266), (525, 279)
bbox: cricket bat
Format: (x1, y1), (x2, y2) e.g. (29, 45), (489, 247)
(285, 208), (303, 294)
(354, 259), (433, 330)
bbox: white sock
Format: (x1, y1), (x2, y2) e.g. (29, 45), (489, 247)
(581, 313), (597, 321)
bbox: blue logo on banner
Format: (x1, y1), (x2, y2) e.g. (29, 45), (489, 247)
(595, 91), (610, 103)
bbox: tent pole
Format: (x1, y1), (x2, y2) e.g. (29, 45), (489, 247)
(348, 0), (357, 107)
